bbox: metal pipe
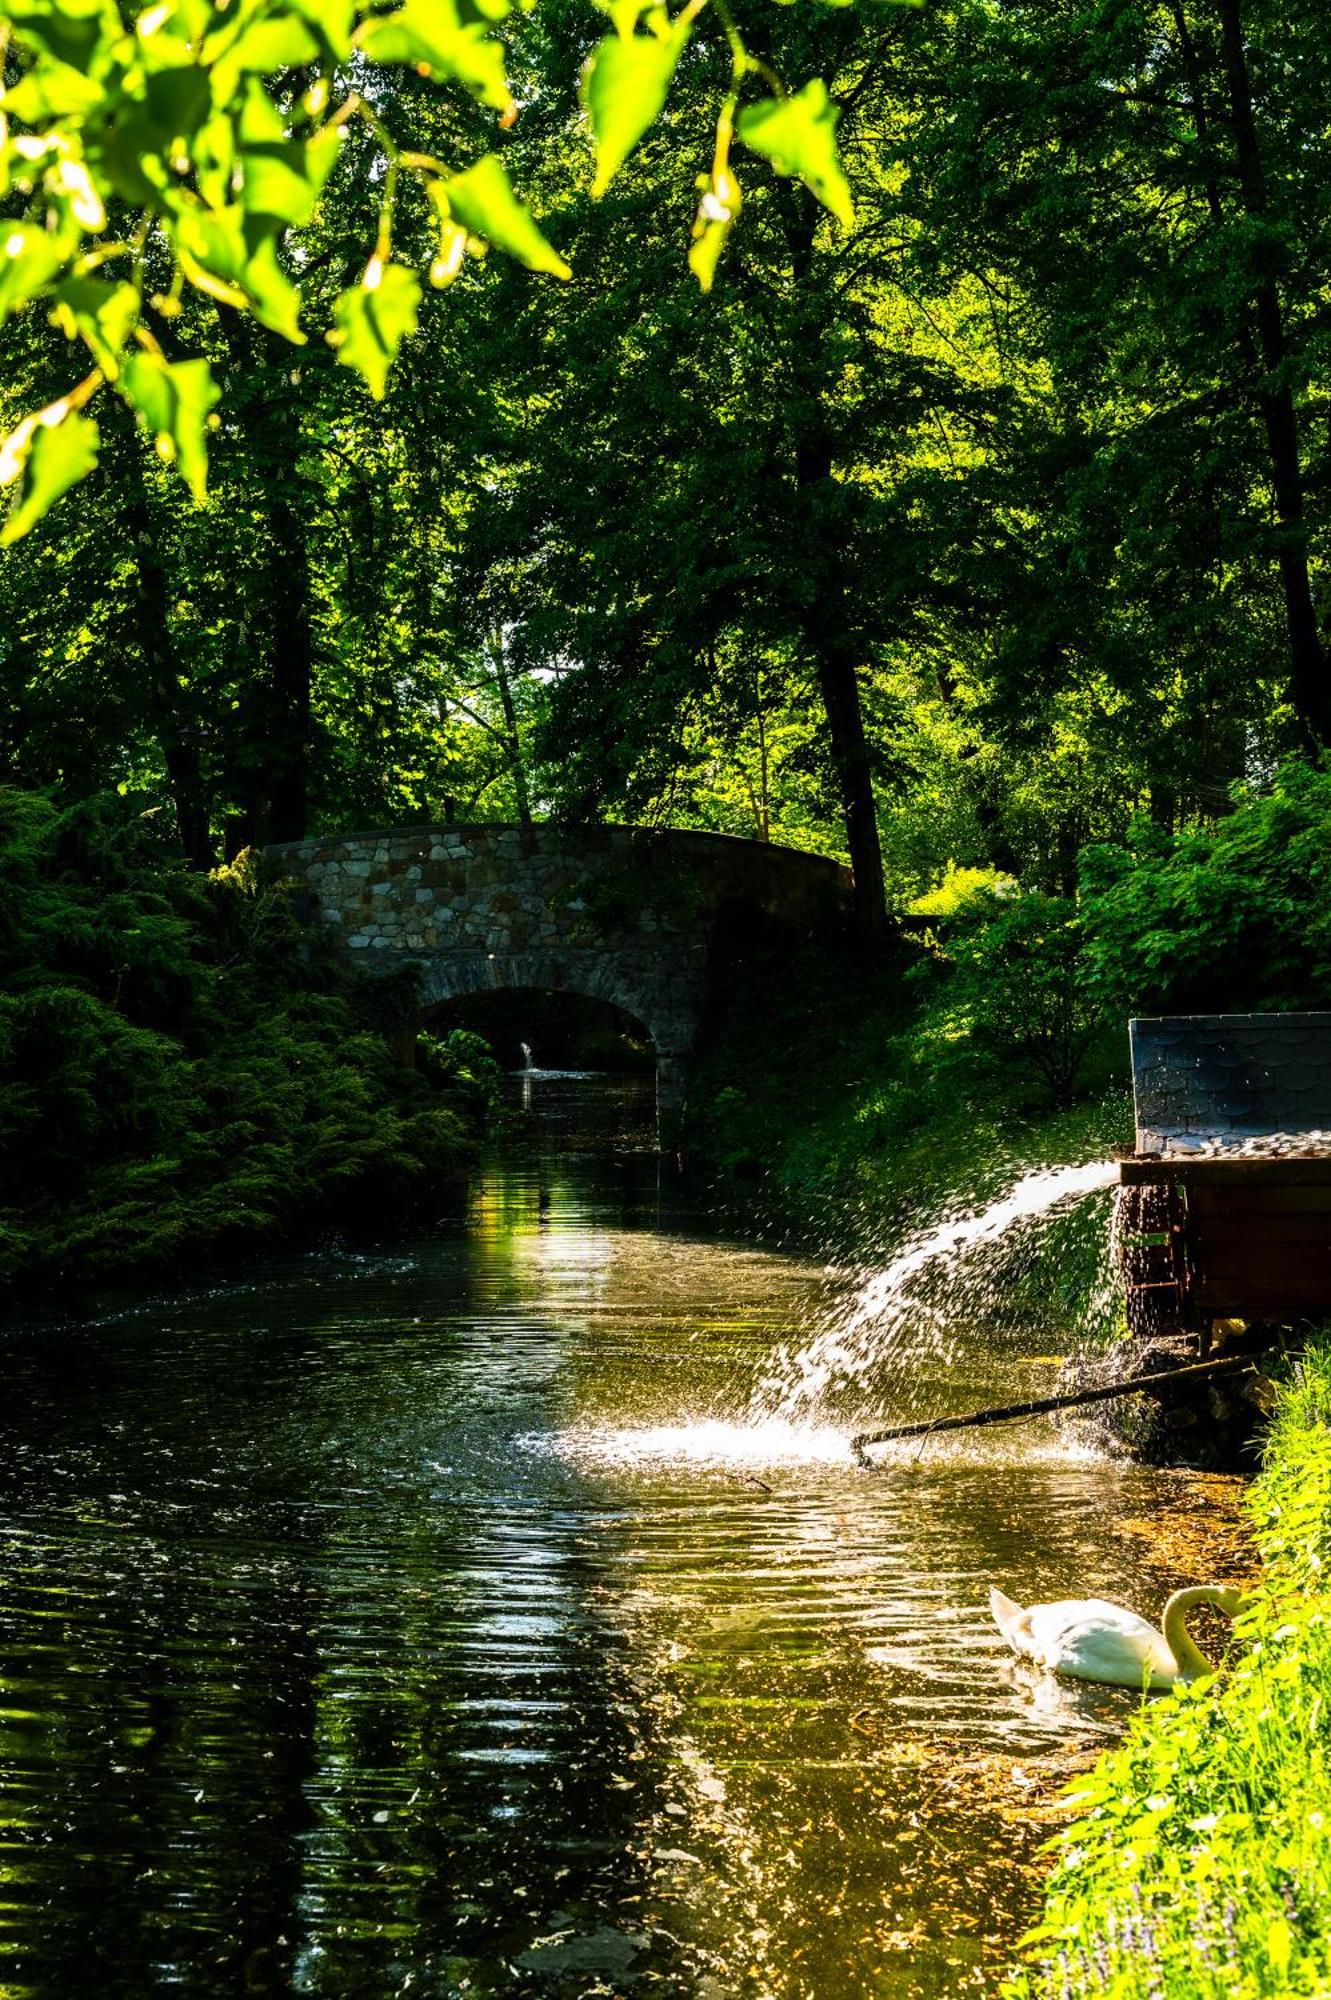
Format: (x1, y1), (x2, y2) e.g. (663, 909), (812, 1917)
(851, 1353), (1258, 1466)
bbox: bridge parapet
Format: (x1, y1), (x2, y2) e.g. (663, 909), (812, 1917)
(266, 822), (848, 957)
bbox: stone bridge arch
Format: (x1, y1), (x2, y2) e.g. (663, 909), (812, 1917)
(265, 823), (853, 1141)
(413, 950), (692, 1127)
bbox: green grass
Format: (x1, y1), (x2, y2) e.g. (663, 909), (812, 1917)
(1004, 1342), (1331, 2000)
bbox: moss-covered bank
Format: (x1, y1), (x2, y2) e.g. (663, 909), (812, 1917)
(0, 790), (498, 1295)
(1005, 1344), (1331, 1999)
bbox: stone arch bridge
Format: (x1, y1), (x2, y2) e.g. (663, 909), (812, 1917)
(266, 823), (852, 1138)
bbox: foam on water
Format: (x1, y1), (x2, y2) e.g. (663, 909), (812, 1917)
(541, 1414), (1106, 1474)
(536, 1417), (857, 1471)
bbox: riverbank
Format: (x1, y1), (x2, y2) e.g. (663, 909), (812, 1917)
(0, 792), (499, 1296)
(1005, 1339), (1331, 1998)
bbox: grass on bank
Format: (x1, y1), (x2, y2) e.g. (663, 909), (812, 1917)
(1005, 1343), (1331, 2000)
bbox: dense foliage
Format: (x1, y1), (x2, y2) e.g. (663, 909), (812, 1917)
(0, 787), (497, 1288)
(5, 0), (1331, 944)
(1006, 1341), (1331, 2000)
(1083, 761), (1331, 1017)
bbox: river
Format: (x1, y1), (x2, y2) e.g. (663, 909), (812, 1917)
(0, 1075), (1249, 1998)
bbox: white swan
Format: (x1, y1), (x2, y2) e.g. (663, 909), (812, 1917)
(989, 1583), (1244, 1691)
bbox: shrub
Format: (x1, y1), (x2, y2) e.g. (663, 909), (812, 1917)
(926, 890), (1101, 1108)
(1082, 760), (1331, 1015)
(0, 789), (489, 1290)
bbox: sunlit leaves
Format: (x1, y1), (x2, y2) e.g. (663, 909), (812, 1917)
(120, 353), (220, 502)
(355, 0), (515, 114)
(207, 12), (323, 100)
(327, 260), (422, 398)
(435, 156), (570, 279)
(0, 224), (70, 324)
(49, 274), (138, 372)
(582, 13), (691, 196)
(176, 207), (304, 340)
(688, 163), (740, 293)
(236, 80), (341, 227)
(0, 0), (853, 537)
(2, 0), (118, 74)
(737, 80), (854, 229)
(0, 400), (99, 545)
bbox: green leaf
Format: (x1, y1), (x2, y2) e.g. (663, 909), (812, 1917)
(0, 224), (70, 325)
(355, 0), (513, 113)
(3, 0), (119, 74)
(582, 19), (689, 197)
(219, 15), (322, 72)
(436, 156), (570, 279)
(120, 354), (220, 504)
(737, 80), (854, 229)
(236, 81), (341, 226)
(0, 404), (99, 545)
(687, 164), (740, 294)
(2, 61), (107, 121)
(49, 276), (139, 373)
(286, 0), (355, 56)
(175, 206), (304, 341)
(143, 65), (213, 143)
(327, 262), (422, 398)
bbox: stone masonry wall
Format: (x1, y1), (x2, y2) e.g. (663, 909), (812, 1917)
(264, 822), (852, 1133)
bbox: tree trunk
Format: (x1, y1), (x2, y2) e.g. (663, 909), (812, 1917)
(124, 459), (214, 869)
(215, 322), (317, 847)
(794, 429), (890, 941)
(784, 194), (889, 943)
(265, 467), (314, 844)
(490, 626), (533, 835)
(1214, 0), (1331, 748)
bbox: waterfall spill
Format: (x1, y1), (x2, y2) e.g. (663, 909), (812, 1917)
(754, 1159), (1119, 1427)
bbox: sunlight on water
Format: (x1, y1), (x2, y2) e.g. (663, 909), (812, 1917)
(757, 1159), (1119, 1421)
(541, 1416), (857, 1471)
(0, 1085), (1252, 2000)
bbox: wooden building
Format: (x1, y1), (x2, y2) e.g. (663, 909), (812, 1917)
(1118, 1015), (1331, 1340)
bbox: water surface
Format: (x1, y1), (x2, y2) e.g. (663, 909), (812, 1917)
(0, 1078), (1248, 1997)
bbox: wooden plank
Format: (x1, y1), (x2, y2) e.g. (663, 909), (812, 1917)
(1191, 1256), (1327, 1288)
(1188, 1187), (1331, 1217)
(1192, 1219), (1331, 1246)
(1196, 1279), (1331, 1313)
(1191, 1232), (1327, 1264)
(1121, 1157), (1331, 1188)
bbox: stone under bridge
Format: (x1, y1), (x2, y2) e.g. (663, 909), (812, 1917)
(266, 823), (853, 1138)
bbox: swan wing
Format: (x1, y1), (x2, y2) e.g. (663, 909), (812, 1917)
(1026, 1599), (1176, 1690)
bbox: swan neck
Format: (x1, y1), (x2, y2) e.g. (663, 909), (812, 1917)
(1162, 1587), (1237, 1679)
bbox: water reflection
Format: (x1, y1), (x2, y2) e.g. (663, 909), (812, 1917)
(0, 1076), (1247, 1997)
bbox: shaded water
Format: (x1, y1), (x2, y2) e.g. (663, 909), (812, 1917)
(0, 1078), (1248, 1999)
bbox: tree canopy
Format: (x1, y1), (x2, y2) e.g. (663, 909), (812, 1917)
(0, 0), (867, 537)
(2, 0), (1328, 945)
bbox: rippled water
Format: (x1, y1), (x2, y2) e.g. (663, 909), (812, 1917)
(0, 1077), (1248, 1998)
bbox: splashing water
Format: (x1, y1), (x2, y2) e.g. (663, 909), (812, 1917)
(754, 1159), (1119, 1424)
(542, 1417), (857, 1474)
